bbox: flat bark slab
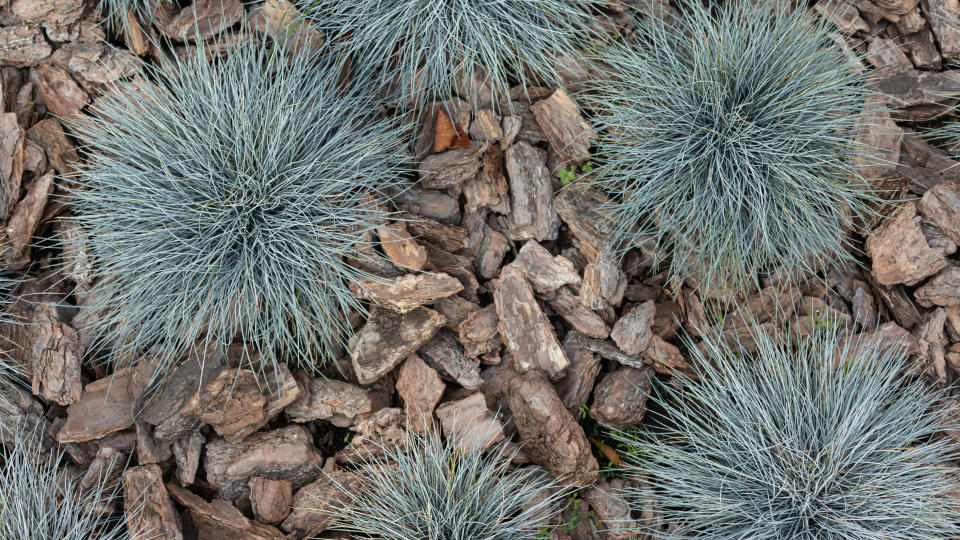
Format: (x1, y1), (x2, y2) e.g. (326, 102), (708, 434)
(26, 118), (77, 175)
(458, 304), (501, 358)
(870, 69), (960, 121)
(836, 321), (923, 364)
(163, 0), (245, 41)
(349, 306), (445, 385)
(5, 169), (54, 264)
(204, 425), (323, 500)
(33, 65), (88, 119)
(167, 482), (285, 540)
(866, 201), (947, 286)
(505, 141), (559, 241)
(285, 374), (376, 427)
(494, 266), (570, 379)
(512, 240), (581, 294)
(335, 407), (406, 465)
(531, 87), (596, 165)
(919, 180), (960, 244)
(506, 370), (597, 486)
(915, 267), (960, 307)
(181, 368), (269, 442)
(396, 354), (445, 433)
(0, 113), (23, 221)
(545, 286), (611, 339)
(352, 272), (462, 313)
(51, 42), (140, 87)
(554, 187), (609, 262)
(590, 366), (652, 430)
(58, 368), (136, 443)
(123, 465), (183, 540)
(377, 220), (427, 271)
(435, 391), (506, 452)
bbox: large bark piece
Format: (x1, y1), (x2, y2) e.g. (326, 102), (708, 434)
(505, 141), (560, 242)
(871, 69), (960, 121)
(123, 465), (183, 540)
(204, 426), (323, 500)
(167, 482), (285, 540)
(494, 266), (570, 379)
(506, 370), (598, 486)
(396, 354), (445, 433)
(610, 301), (656, 356)
(249, 477), (292, 525)
(33, 65), (88, 119)
(181, 368), (268, 442)
(435, 391), (506, 452)
(915, 267), (960, 307)
(419, 142), (486, 191)
(5, 169), (54, 264)
(866, 201), (947, 286)
(512, 240), (581, 294)
(544, 287), (611, 339)
(555, 331), (602, 413)
(285, 375), (376, 427)
(352, 272), (462, 313)
(58, 368), (136, 443)
(531, 87), (596, 164)
(377, 220), (427, 271)
(349, 306), (445, 385)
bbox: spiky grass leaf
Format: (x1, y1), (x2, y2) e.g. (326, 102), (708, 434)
(324, 430), (566, 539)
(95, 0), (169, 31)
(0, 394), (133, 539)
(611, 325), (960, 539)
(585, 0), (876, 294)
(295, 0), (600, 113)
(66, 33), (411, 384)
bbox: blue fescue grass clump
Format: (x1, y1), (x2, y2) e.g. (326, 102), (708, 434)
(585, 0), (875, 294)
(67, 33), (410, 384)
(0, 413), (131, 539)
(295, 0), (599, 112)
(326, 430), (566, 539)
(611, 325), (960, 539)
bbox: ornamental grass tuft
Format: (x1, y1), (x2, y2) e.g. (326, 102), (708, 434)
(325, 430), (565, 539)
(295, 0), (599, 112)
(585, 0), (876, 294)
(67, 33), (410, 384)
(0, 395), (132, 540)
(611, 324), (960, 539)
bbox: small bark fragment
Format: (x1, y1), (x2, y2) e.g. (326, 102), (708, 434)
(464, 145), (510, 214)
(164, 0), (245, 41)
(919, 180), (960, 244)
(173, 431), (204, 486)
(610, 301), (656, 356)
(433, 109), (470, 152)
(33, 65), (88, 118)
(581, 259), (627, 310)
(123, 465), (183, 540)
(512, 240), (581, 294)
(554, 187), (609, 262)
(531, 87), (596, 165)
(58, 368), (136, 443)
(458, 304), (501, 358)
(26, 118), (77, 174)
(871, 69), (960, 121)
(352, 272), (462, 313)
(249, 477), (292, 525)
(0, 26), (52, 67)
(349, 306), (446, 385)
(280, 464), (357, 538)
(377, 220), (427, 271)
(435, 391), (506, 452)
(590, 366), (652, 430)
(0, 113), (23, 220)
(585, 479), (638, 540)
(494, 266), (570, 379)
(5, 169), (54, 264)
(396, 354), (445, 433)
(865, 201), (947, 286)
(259, 0), (324, 52)
(916, 267), (960, 307)
(505, 141), (560, 242)
(506, 370), (598, 486)
(336, 408), (406, 465)
(418, 329), (482, 390)
(555, 331), (602, 413)
(544, 287), (611, 339)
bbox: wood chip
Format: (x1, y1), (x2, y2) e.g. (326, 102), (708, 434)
(173, 431), (204, 486)
(463, 145), (510, 214)
(580, 259), (627, 310)
(435, 391), (506, 452)
(545, 287), (610, 339)
(494, 266), (570, 379)
(33, 65), (88, 119)
(259, 0), (324, 52)
(919, 180), (960, 244)
(280, 464), (357, 538)
(506, 370), (598, 486)
(871, 68), (960, 121)
(458, 304), (501, 358)
(26, 118), (78, 174)
(555, 331), (602, 413)
(181, 368), (268, 442)
(396, 354), (445, 433)
(163, 0), (245, 41)
(866, 201), (947, 286)
(419, 329), (482, 390)
(4, 169), (54, 263)
(349, 306), (445, 385)
(352, 272), (463, 313)
(505, 141), (560, 242)
(554, 187), (610, 263)
(531, 88), (596, 165)
(0, 113), (23, 221)
(122, 465), (183, 540)
(0, 26), (53, 67)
